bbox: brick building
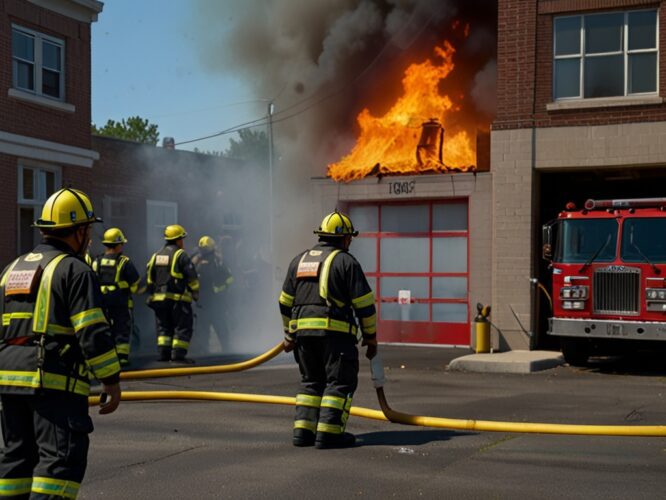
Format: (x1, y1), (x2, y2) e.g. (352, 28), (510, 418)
(493, 0), (666, 350)
(0, 0), (102, 267)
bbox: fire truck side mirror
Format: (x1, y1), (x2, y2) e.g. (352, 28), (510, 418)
(542, 224), (553, 261)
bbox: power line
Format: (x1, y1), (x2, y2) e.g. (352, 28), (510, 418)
(174, 6), (437, 147)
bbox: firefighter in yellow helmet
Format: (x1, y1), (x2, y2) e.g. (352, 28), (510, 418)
(191, 236), (234, 353)
(0, 188), (121, 497)
(91, 228), (140, 367)
(146, 224), (200, 363)
(278, 210), (377, 449)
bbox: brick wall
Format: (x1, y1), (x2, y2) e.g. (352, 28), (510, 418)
(496, 0), (666, 130)
(0, 153), (18, 267)
(0, 0), (92, 149)
(89, 136), (248, 265)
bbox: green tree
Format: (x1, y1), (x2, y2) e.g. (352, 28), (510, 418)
(224, 128), (269, 165)
(92, 116), (160, 145)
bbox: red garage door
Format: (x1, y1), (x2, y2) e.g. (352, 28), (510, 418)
(348, 200), (469, 346)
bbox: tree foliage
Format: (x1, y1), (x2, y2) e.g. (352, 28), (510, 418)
(92, 116), (160, 145)
(223, 128), (269, 165)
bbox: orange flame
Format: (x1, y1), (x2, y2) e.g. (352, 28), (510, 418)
(328, 40), (476, 182)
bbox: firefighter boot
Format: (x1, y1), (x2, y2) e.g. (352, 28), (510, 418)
(315, 432), (356, 449)
(171, 348), (195, 364)
(157, 347), (171, 362)
(293, 428), (316, 447)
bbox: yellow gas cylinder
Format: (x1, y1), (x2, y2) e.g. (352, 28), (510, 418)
(474, 303), (491, 354)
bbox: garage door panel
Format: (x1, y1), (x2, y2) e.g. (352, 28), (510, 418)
(380, 238), (429, 272)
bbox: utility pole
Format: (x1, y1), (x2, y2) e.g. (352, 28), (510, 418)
(267, 101), (275, 276)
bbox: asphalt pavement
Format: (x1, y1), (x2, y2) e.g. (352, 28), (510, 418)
(81, 345), (666, 499)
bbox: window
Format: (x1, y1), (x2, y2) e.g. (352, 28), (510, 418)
(17, 164), (61, 254)
(553, 10), (658, 100)
(146, 200), (178, 253)
(12, 25), (65, 100)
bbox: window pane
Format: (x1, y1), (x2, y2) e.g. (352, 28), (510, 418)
(42, 41), (61, 71)
(629, 53), (657, 94)
(584, 55), (624, 98)
(381, 205), (428, 233)
(349, 205), (378, 232)
(554, 17), (581, 55)
(380, 303), (428, 321)
(22, 168), (34, 200)
(380, 277), (429, 298)
(42, 69), (60, 98)
(433, 202), (468, 231)
(432, 277), (467, 299)
(554, 58), (581, 98)
(12, 30), (34, 61)
(15, 60), (34, 90)
(350, 237), (377, 273)
(628, 10), (657, 50)
(585, 13), (623, 54)
(433, 237), (467, 273)
(44, 171), (56, 197)
(433, 303), (468, 323)
(19, 207), (38, 255)
(380, 238), (429, 273)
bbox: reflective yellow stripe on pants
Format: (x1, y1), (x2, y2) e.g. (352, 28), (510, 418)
(31, 477), (80, 499)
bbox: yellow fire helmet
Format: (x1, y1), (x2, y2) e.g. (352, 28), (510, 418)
(198, 235), (216, 251)
(314, 211), (359, 237)
(164, 224), (187, 241)
(102, 227), (128, 245)
(33, 188), (102, 229)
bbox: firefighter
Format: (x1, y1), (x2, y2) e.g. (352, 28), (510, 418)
(191, 236), (234, 353)
(91, 228), (140, 367)
(278, 211), (378, 449)
(146, 224), (200, 363)
(0, 188), (121, 498)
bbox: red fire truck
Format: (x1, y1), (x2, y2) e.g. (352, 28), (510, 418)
(542, 198), (666, 365)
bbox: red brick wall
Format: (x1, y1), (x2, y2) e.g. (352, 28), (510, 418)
(495, 0), (666, 130)
(0, 153), (18, 267)
(0, 0), (92, 149)
(89, 137), (248, 264)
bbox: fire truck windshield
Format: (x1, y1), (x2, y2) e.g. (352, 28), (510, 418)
(555, 219), (618, 264)
(621, 218), (666, 263)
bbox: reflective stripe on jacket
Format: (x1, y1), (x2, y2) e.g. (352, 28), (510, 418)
(146, 244), (199, 303)
(0, 240), (121, 397)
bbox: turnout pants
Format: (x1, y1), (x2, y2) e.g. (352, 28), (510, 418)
(192, 296), (229, 354)
(153, 300), (194, 360)
(0, 391), (92, 499)
(106, 307), (132, 365)
(293, 335), (359, 440)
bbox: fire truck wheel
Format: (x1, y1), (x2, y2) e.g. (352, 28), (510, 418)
(561, 339), (590, 367)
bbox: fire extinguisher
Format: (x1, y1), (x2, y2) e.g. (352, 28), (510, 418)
(474, 303), (492, 354)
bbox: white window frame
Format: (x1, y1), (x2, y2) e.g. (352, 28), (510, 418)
(11, 24), (65, 101)
(17, 162), (62, 253)
(553, 9), (659, 101)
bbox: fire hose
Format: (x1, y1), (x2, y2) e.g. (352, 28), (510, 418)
(93, 343), (666, 437)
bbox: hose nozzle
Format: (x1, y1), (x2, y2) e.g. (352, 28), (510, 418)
(370, 352), (385, 389)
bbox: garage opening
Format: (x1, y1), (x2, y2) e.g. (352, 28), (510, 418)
(534, 166), (666, 350)
(348, 200), (470, 346)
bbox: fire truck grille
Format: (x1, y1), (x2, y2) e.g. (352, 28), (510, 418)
(593, 267), (640, 315)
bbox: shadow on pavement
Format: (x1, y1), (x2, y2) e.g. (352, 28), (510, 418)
(357, 429), (474, 447)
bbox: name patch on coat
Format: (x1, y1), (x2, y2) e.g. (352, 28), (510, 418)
(155, 255), (170, 266)
(296, 258), (320, 278)
(5, 268), (41, 296)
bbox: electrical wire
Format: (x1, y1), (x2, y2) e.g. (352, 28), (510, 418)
(174, 5), (439, 147)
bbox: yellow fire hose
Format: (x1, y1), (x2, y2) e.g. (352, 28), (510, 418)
(119, 342), (285, 380)
(93, 344), (666, 437)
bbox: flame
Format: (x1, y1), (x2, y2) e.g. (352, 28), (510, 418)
(328, 40), (476, 182)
